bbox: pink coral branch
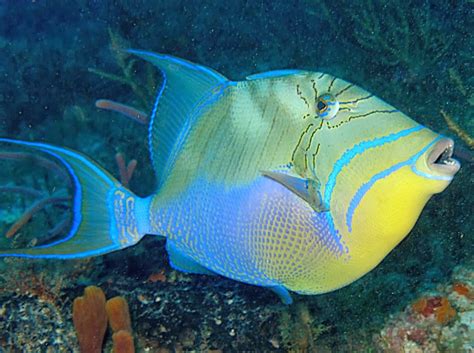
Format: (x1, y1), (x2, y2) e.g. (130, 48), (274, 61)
(0, 185), (44, 198)
(126, 159), (137, 182)
(115, 153), (137, 188)
(96, 99), (149, 125)
(46, 216), (71, 240)
(0, 151), (69, 181)
(5, 195), (70, 239)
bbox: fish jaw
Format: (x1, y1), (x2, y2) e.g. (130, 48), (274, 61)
(424, 138), (461, 178)
(409, 136), (461, 195)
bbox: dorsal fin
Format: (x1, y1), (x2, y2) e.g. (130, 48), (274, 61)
(127, 49), (228, 189)
(246, 69), (305, 80)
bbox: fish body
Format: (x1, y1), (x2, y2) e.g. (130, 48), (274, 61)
(0, 51), (460, 303)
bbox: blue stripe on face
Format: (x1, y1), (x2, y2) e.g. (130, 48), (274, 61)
(411, 166), (454, 181)
(345, 138), (442, 232)
(324, 125), (424, 206)
(320, 125), (424, 255)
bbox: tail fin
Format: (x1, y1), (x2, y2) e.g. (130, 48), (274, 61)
(0, 138), (151, 259)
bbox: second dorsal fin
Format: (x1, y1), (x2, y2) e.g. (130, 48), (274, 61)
(128, 49), (229, 189)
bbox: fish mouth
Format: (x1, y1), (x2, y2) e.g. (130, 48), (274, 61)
(427, 138), (461, 175)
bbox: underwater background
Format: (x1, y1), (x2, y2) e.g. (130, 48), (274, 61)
(0, 0), (472, 352)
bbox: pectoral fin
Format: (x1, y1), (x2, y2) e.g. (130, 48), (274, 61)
(262, 170), (328, 212)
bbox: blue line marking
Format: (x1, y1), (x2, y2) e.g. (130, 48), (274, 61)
(0, 138), (113, 185)
(127, 49), (228, 188)
(164, 81), (235, 173)
(33, 150), (82, 249)
(0, 244), (119, 259)
(411, 166), (454, 181)
(0, 139), (84, 248)
(0, 138), (115, 251)
(345, 138), (442, 232)
(127, 49), (225, 81)
(148, 69), (167, 179)
(246, 69), (304, 80)
(324, 125), (424, 206)
(320, 125), (424, 252)
(107, 188), (120, 246)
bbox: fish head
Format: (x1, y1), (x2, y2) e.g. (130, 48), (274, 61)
(293, 73), (460, 266)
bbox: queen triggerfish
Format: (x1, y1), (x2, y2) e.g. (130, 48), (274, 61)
(0, 50), (461, 304)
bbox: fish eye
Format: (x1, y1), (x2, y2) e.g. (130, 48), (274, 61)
(316, 93), (339, 120)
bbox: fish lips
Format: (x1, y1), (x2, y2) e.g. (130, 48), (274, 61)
(426, 138), (461, 176)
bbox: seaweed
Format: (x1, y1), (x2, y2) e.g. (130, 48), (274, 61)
(278, 302), (329, 352)
(88, 29), (157, 112)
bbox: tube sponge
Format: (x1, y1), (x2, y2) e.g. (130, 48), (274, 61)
(106, 296), (135, 353)
(112, 330), (135, 353)
(72, 286), (108, 353)
(106, 296), (132, 333)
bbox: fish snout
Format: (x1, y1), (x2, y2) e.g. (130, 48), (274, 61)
(426, 138), (461, 176)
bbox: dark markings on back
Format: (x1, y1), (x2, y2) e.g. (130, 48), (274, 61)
(347, 109), (398, 121)
(193, 103), (231, 178)
(223, 104), (256, 179)
(335, 84), (354, 97)
(339, 94), (374, 105)
(291, 123), (314, 162)
(296, 84), (310, 108)
(311, 80), (318, 102)
(257, 105), (280, 168)
(312, 143), (321, 170)
(328, 77), (337, 92)
(305, 120), (323, 152)
(327, 109), (398, 129)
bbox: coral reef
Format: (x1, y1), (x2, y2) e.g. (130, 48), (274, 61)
(375, 262), (474, 352)
(277, 302), (329, 352)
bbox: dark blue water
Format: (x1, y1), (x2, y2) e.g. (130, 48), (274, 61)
(0, 1), (472, 351)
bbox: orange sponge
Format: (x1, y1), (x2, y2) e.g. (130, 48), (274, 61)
(112, 330), (135, 353)
(106, 296), (132, 333)
(72, 286), (108, 353)
(434, 297), (456, 324)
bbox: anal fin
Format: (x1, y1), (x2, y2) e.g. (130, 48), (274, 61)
(166, 241), (215, 275)
(270, 285), (293, 304)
